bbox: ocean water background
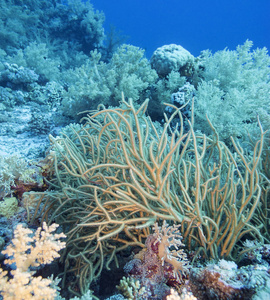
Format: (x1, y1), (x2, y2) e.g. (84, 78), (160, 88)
(90, 0), (270, 57)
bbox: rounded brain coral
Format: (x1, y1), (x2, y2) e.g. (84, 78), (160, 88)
(150, 44), (194, 77)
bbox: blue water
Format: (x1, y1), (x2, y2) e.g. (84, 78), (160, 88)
(91, 0), (270, 57)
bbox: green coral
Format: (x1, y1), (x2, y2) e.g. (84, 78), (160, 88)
(194, 40), (270, 144)
(0, 155), (36, 199)
(0, 197), (18, 218)
(0, 0), (105, 56)
(0, 0), (105, 82)
(13, 42), (61, 82)
(61, 44), (158, 118)
(117, 277), (146, 300)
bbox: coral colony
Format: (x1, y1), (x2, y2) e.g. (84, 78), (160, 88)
(0, 1), (269, 299)
(117, 221), (189, 299)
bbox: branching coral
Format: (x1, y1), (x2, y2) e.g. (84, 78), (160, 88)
(118, 221), (189, 299)
(29, 96), (267, 294)
(151, 221), (189, 282)
(0, 0), (105, 56)
(0, 222), (66, 300)
(194, 40), (270, 144)
(61, 44), (158, 119)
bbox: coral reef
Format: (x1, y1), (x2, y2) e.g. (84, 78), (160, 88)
(0, 62), (39, 90)
(0, 2), (269, 299)
(0, 0), (108, 160)
(0, 155), (40, 199)
(0, 0), (105, 58)
(27, 97), (268, 296)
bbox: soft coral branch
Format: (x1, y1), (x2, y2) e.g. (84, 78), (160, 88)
(0, 222), (66, 300)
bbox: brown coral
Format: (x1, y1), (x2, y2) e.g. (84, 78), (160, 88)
(189, 264), (255, 300)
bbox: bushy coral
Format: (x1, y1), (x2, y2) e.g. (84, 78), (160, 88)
(151, 221), (189, 281)
(61, 44), (158, 118)
(151, 71), (188, 120)
(13, 42), (61, 82)
(194, 40), (270, 144)
(28, 97), (269, 296)
(0, 0), (106, 86)
(0, 0), (105, 57)
(0, 222), (66, 300)
(0, 62), (39, 89)
(0, 155), (36, 199)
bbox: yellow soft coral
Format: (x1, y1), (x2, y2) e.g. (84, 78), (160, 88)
(0, 222), (66, 300)
(0, 197), (18, 218)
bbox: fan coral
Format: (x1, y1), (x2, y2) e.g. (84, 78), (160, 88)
(29, 97), (267, 295)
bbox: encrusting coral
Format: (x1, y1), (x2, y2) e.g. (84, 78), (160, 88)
(189, 259), (270, 299)
(0, 222), (66, 300)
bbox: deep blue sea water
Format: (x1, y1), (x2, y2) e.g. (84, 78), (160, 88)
(91, 0), (270, 57)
